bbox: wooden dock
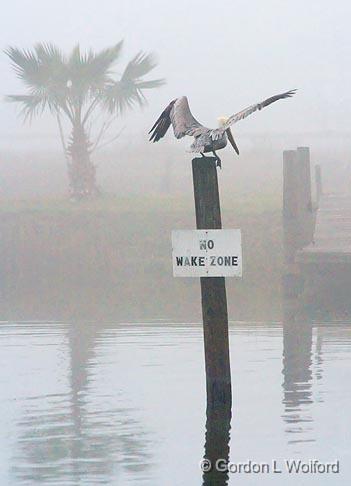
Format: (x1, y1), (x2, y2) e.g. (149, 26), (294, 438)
(282, 147), (351, 311)
(297, 194), (351, 264)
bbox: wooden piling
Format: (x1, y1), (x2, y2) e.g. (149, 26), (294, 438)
(202, 404), (231, 484)
(283, 150), (302, 300)
(192, 157), (232, 410)
(297, 147), (313, 245)
(283, 150), (299, 264)
(282, 147), (314, 302)
(283, 148), (314, 259)
(315, 164), (322, 204)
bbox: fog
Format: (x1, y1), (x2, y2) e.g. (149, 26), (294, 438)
(1, 0), (351, 200)
(2, 4), (351, 485)
(0, 0), (350, 313)
(2, 0), (351, 142)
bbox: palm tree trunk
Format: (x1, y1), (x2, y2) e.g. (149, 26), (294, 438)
(67, 124), (99, 200)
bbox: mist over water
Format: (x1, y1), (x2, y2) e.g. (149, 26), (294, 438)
(1, 320), (351, 485)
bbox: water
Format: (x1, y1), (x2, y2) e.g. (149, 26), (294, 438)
(0, 320), (350, 485)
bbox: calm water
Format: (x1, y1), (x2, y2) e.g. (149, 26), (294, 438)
(0, 319), (350, 485)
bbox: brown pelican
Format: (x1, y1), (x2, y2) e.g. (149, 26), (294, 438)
(149, 90), (296, 167)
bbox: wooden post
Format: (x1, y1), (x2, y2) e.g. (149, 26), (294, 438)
(283, 150), (302, 300)
(283, 148), (314, 260)
(297, 147), (313, 246)
(202, 404), (231, 484)
(283, 147), (313, 303)
(315, 164), (322, 204)
(283, 150), (299, 264)
(192, 157), (232, 410)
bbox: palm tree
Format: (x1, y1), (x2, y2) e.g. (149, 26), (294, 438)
(5, 42), (164, 200)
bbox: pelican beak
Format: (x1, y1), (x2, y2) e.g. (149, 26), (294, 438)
(226, 128), (239, 155)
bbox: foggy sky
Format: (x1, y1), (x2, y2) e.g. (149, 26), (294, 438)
(1, 0), (351, 149)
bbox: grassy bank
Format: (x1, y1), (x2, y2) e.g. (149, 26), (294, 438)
(0, 194), (283, 321)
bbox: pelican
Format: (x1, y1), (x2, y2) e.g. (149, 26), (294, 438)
(149, 90), (296, 167)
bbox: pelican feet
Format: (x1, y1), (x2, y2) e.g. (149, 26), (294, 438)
(212, 151), (222, 169)
(200, 151), (221, 168)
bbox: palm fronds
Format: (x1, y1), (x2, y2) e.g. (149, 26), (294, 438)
(5, 42), (165, 121)
(5, 41), (165, 199)
(102, 52), (165, 114)
(67, 41), (123, 92)
(5, 94), (46, 122)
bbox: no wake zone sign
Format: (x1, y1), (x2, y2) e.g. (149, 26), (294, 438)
(172, 229), (242, 278)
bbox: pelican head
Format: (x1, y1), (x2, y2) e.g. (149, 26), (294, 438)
(217, 116), (229, 127)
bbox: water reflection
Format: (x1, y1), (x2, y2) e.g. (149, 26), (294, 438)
(281, 314), (314, 444)
(10, 322), (153, 485)
(1, 319), (351, 485)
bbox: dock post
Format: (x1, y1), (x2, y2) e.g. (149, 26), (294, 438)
(202, 404), (231, 485)
(315, 164), (322, 205)
(283, 147), (313, 308)
(297, 147), (313, 246)
(192, 157), (232, 411)
(283, 150), (299, 264)
(283, 150), (302, 301)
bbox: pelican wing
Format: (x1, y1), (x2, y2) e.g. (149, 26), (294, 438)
(170, 96), (204, 138)
(223, 89), (296, 130)
(149, 96), (205, 142)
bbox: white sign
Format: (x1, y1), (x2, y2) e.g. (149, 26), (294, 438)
(172, 229), (242, 278)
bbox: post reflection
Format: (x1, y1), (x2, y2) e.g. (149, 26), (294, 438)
(281, 307), (314, 444)
(202, 403), (231, 486)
